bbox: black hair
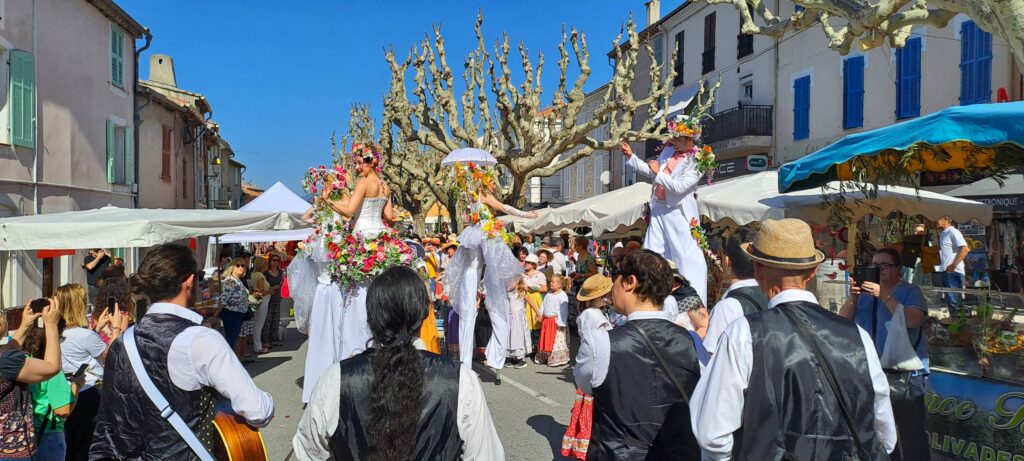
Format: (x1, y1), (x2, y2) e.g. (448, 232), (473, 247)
(365, 266), (428, 461)
(725, 227), (757, 279)
(95, 274), (135, 320)
(616, 250), (673, 305)
(129, 244), (199, 302)
(875, 247), (902, 267)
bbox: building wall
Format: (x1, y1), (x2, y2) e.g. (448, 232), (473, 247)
(136, 98), (199, 209)
(774, 13), (1014, 163)
(559, 86), (610, 202)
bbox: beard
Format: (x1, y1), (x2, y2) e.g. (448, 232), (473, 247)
(185, 282), (198, 308)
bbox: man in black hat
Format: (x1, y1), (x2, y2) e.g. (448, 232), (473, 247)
(690, 219), (895, 460)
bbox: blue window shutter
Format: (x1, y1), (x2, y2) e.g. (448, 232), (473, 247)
(960, 21), (974, 104)
(124, 126), (134, 185)
(910, 38), (921, 116)
(111, 27), (124, 87)
(843, 57), (864, 129)
(9, 50), (35, 148)
(106, 121), (116, 183)
(793, 76), (810, 140)
(896, 38), (921, 119)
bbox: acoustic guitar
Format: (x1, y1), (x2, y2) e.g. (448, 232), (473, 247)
(212, 403), (269, 461)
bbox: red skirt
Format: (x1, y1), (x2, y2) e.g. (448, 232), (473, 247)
(537, 317), (558, 353)
(561, 388), (594, 459)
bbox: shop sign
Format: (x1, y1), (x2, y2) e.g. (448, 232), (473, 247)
(921, 170), (973, 187)
(970, 195), (1024, 213)
(715, 154), (770, 180)
(926, 371), (1024, 460)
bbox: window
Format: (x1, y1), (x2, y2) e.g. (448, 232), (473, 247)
(739, 74), (753, 104)
(9, 50), (35, 148)
(576, 161), (585, 198)
(672, 32), (685, 86)
(896, 37), (921, 119)
(110, 26), (125, 88)
(161, 125), (172, 181)
(106, 120), (133, 184)
(843, 56), (865, 129)
(622, 154), (636, 186)
(737, 11), (753, 58)
(593, 152), (605, 194)
(702, 13), (716, 74)
(792, 75), (811, 140)
(795, 5), (805, 13)
(652, 36), (664, 67)
(561, 165), (570, 199)
(960, 21), (992, 105)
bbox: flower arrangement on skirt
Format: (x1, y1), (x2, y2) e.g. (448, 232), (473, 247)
(325, 228), (418, 288)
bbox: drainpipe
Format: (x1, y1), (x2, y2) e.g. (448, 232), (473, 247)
(31, 0), (38, 214)
(132, 29), (153, 209)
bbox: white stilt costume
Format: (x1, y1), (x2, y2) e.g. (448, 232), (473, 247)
(627, 146), (708, 306)
(337, 197), (389, 359)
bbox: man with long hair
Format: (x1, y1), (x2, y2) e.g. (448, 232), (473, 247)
(90, 243), (274, 460)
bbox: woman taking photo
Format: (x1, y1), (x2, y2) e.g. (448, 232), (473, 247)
(56, 283), (121, 461)
(218, 257), (251, 361)
(293, 266), (503, 460)
(21, 305), (82, 461)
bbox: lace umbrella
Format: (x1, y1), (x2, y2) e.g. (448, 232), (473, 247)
(441, 148), (497, 166)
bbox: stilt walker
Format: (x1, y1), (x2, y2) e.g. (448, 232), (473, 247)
(442, 148), (536, 379)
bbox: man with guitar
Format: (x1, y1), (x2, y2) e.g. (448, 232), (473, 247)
(90, 243), (275, 461)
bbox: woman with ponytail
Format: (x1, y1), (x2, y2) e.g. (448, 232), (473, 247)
(293, 266), (503, 460)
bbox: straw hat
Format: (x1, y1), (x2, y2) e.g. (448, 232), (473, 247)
(577, 274), (613, 302)
(525, 254), (540, 265)
(741, 219), (825, 270)
(441, 241), (459, 252)
(424, 237), (442, 246)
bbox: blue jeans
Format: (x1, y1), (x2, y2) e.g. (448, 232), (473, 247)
(34, 431), (66, 461)
(941, 272), (965, 316)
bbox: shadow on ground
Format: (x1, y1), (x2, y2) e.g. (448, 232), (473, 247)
(527, 414), (567, 459)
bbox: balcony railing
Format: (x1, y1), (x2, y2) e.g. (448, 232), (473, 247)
(702, 105), (773, 144)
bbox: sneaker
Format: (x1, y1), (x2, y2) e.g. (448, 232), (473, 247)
(514, 361), (528, 369)
(504, 362), (516, 369)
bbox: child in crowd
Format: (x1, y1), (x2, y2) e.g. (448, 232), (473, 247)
(535, 275), (570, 366)
(506, 280), (537, 369)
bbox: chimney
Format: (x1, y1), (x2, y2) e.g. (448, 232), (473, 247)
(645, 0), (661, 27)
(148, 54), (177, 87)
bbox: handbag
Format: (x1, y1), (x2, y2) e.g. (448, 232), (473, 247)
(779, 306), (881, 461)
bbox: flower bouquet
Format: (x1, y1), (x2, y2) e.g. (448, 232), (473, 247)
(326, 227), (419, 288)
(694, 145), (717, 184)
(302, 164), (348, 201)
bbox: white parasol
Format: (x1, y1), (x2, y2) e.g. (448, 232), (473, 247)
(441, 148), (498, 166)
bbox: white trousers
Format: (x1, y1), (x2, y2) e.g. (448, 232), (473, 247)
(455, 256), (480, 365)
(339, 282), (373, 361)
(251, 297), (271, 351)
(302, 280), (345, 404)
(646, 201), (708, 306)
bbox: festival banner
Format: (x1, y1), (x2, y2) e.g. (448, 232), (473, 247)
(927, 370), (1024, 461)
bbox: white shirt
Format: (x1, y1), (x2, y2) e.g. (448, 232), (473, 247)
(703, 279), (761, 354)
(574, 310), (699, 395)
(292, 342), (504, 461)
(541, 291), (569, 327)
(146, 303), (275, 427)
(662, 295), (679, 319)
(689, 289), (897, 459)
(937, 226), (968, 274)
(548, 249), (566, 275)
(61, 327), (107, 389)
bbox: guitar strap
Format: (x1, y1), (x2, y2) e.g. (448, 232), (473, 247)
(123, 326), (215, 461)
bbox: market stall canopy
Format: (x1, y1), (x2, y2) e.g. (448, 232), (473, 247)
(590, 171), (992, 238)
(945, 174), (1024, 213)
(778, 102), (1024, 193)
(218, 181), (313, 244)
(521, 183), (651, 234)
(0, 206), (306, 250)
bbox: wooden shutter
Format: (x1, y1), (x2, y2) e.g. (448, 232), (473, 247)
(111, 26), (124, 88)
(9, 50), (35, 148)
(843, 57), (864, 129)
(793, 76), (810, 140)
(106, 120), (116, 183)
(124, 126), (134, 185)
(161, 126), (172, 180)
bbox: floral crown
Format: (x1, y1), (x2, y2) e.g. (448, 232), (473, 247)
(351, 142), (383, 173)
(452, 161), (500, 194)
(666, 114), (702, 140)
(302, 163), (348, 199)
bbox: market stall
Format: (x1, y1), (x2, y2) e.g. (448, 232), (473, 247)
(520, 182), (651, 234)
(217, 181), (313, 244)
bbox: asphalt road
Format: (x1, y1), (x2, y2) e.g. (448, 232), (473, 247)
(252, 321), (580, 460)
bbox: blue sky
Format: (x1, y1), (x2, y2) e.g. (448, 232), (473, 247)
(120, 0), (662, 191)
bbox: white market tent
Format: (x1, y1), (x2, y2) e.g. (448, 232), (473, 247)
(0, 206), (307, 251)
(520, 183), (653, 234)
(945, 174), (1024, 199)
(591, 171), (993, 238)
(218, 181), (313, 244)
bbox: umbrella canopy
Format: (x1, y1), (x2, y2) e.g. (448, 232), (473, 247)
(441, 148), (497, 166)
(591, 171), (992, 238)
(218, 181), (313, 243)
(778, 102), (1024, 193)
(0, 206), (306, 250)
(522, 183), (652, 234)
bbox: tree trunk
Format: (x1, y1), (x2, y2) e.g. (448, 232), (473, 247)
(446, 201), (460, 234)
(413, 214), (427, 236)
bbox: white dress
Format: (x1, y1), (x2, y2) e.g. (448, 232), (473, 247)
(337, 197), (389, 360)
(292, 209), (347, 404)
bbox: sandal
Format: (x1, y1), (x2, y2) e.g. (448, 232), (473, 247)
(256, 348), (271, 355)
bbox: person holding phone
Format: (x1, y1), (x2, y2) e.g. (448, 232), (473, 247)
(82, 249), (111, 304)
(55, 283), (121, 461)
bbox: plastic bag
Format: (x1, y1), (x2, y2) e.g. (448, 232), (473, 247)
(880, 304), (925, 371)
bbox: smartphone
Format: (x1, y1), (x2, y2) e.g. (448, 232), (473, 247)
(72, 363), (89, 379)
(107, 296), (117, 312)
(852, 266), (880, 287)
(136, 298), (149, 320)
(30, 298), (49, 314)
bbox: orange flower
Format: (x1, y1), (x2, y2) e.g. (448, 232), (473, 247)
(702, 145), (713, 154)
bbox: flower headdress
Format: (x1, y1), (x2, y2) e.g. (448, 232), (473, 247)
(451, 161), (500, 195)
(302, 163), (349, 202)
(661, 108), (718, 184)
(351, 142), (383, 174)
(667, 114), (703, 140)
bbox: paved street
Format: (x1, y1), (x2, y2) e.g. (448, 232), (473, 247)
(252, 320), (580, 460)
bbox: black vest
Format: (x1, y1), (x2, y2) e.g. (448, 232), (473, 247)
(735, 301), (887, 460)
(90, 314), (218, 461)
(329, 350), (464, 461)
(726, 284), (770, 315)
(590, 319), (702, 460)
